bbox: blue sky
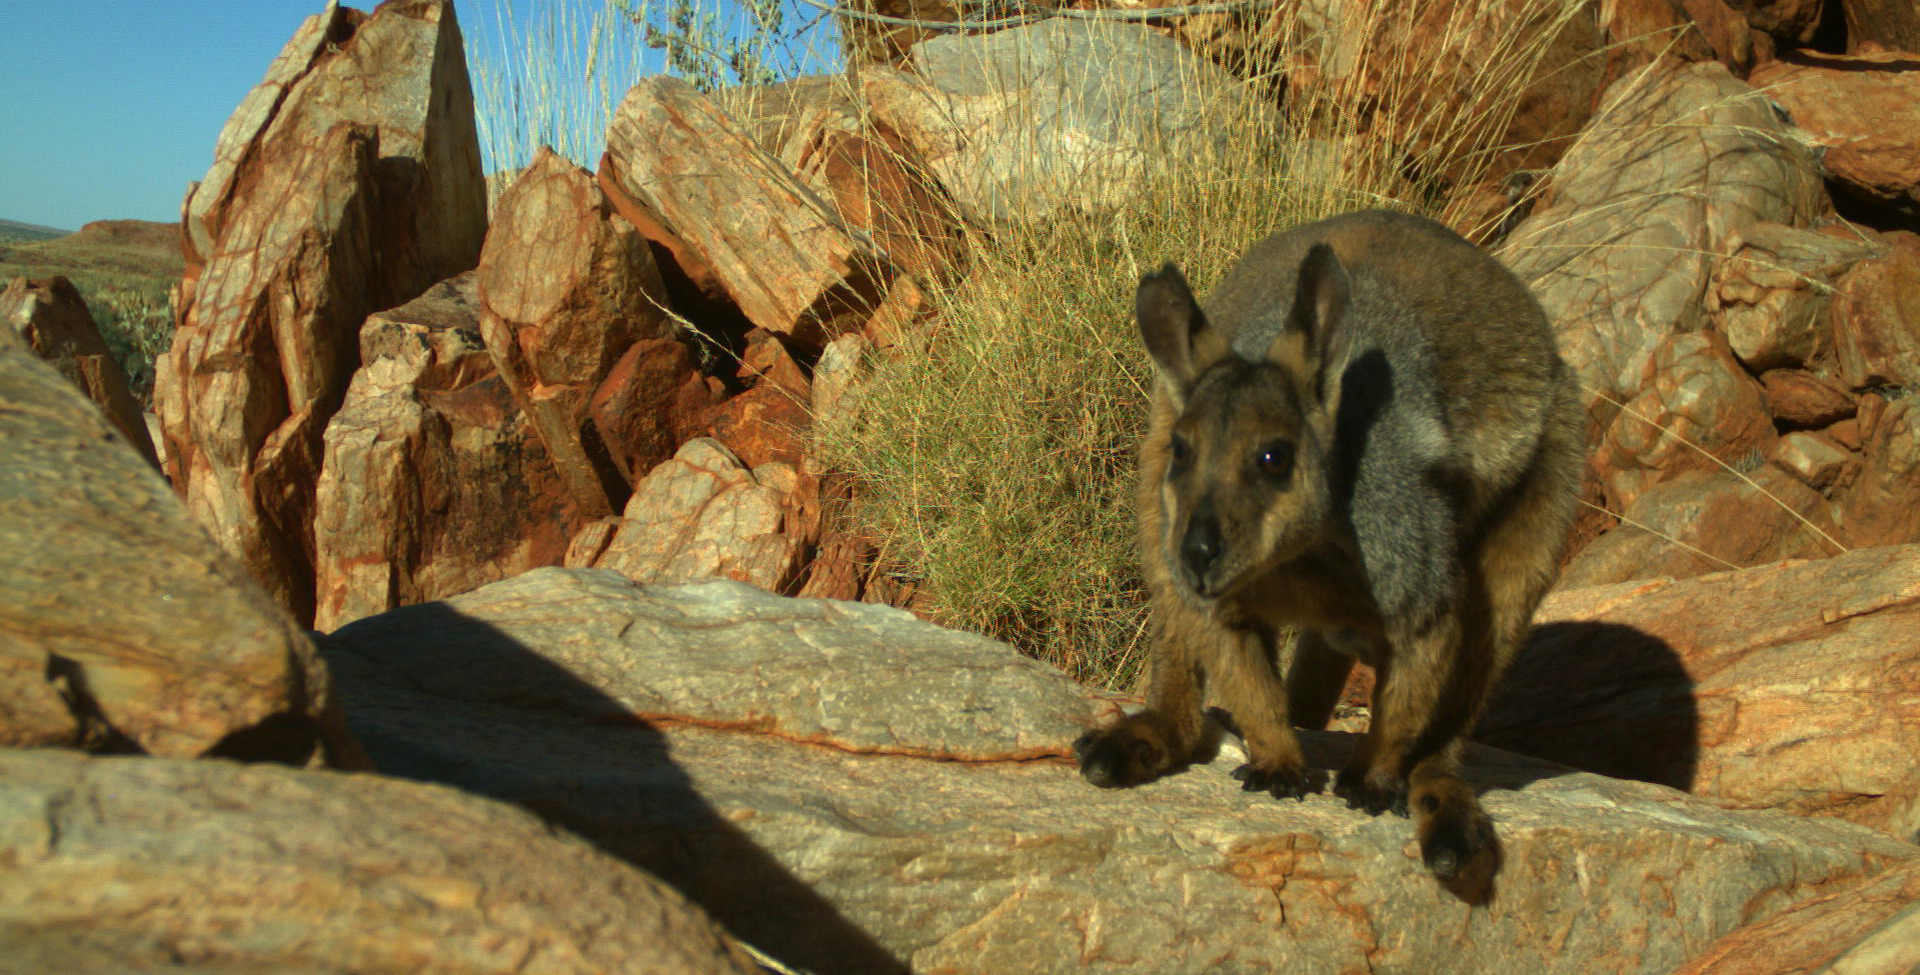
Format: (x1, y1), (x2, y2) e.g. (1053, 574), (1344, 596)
(0, 0), (839, 232)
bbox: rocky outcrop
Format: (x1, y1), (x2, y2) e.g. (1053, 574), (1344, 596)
(1487, 544), (1920, 843)
(311, 274), (592, 632)
(600, 76), (901, 348)
(322, 568), (1920, 975)
(1842, 0), (1920, 52)
(1752, 51), (1920, 212)
(1, 275), (158, 468)
(0, 325), (357, 766)
(0, 748), (764, 974)
(1705, 222), (1882, 371)
(476, 147), (673, 518)
(155, 0), (485, 626)
(1503, 60), (1825, 422)
(1593, 331), (1776, 512)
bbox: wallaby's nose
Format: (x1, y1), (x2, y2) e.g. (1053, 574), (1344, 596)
(1181, 513), (1223, 587)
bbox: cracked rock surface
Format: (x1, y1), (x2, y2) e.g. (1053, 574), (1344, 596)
(322, 568), (1919, 975)
(0, 748), (762, 974)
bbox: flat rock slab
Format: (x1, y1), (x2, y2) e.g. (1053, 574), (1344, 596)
(323, 568), (1918, 975)
(0, 748), (762, 974)
(328, 567), (1106, 759)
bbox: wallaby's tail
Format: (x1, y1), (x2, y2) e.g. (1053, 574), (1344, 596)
(1409, 745), (1497, 884)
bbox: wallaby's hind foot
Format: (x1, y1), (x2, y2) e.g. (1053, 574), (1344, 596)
(1075, 711), (1188, 788)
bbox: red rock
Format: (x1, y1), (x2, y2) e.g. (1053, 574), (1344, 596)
(1751, 52), (1920, 209)
(588, 438), (808, 593)
(698, 329), (812, 470)
(312, 274), (592, 632)
(1842, 0), (1920, 52)
(1728, 0), (1827, 42)
(1673, 859), (1920, 974)
(1841, 401), (1920, 548)
(1595, 331), (1776, 512)
(1771, 430), (1856, 490)
(156, 0), (486, 626)
(1829, 244), (1920, 390)
(587, 338), (714, 485)
(1559, 466), (1846, 588)
(1707, 222), (1879, 370)
(2, 276), (158, 469)
(599, 77), (899, 349)
(1601, 0), (1754, 75)
(1490, 543), (1920, 841)
(1758, 368), (1855, 428)
(476, 148), (673, 518)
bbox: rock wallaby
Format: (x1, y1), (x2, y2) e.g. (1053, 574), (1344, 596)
(1074, 209), (1585, 880)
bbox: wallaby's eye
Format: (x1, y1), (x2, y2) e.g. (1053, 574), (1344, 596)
(1256, 440), (1295, 484)
(1168, 434), (1193, 474)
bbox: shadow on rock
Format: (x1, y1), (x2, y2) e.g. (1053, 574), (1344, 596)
(1474, 620), (1700, 792)
(319, 601), (908, 975)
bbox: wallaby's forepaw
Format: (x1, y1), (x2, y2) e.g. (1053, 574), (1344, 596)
(1074, 719), (1177, 789)
(1413, 779), (1497, 882)
(1231, 762), (1325, 801)
(1334, 765), (1409, 818)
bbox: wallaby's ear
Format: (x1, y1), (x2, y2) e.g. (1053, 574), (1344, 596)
(1137, 263), (1224, 388)
(1274, 243), (1352, 400)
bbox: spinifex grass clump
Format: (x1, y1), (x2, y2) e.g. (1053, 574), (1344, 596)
(815, 0), (1591, 688)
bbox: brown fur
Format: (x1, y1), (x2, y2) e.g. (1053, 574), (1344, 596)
(1075, 210), (1585, 881)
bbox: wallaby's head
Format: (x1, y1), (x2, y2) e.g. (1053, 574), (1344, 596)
(1137, 244), (1351, 602)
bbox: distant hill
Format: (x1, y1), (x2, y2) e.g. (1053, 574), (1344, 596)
(2, 219), (183, 403)
(0, 217), (72, 245)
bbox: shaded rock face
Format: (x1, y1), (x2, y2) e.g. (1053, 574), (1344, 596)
(1487, 545), (1920, 844)
(0, 749), (764, 975)
(322, 568), (1919, 975)
(476, 147), (673, 519)
(312, 273), (592, 632)
(154, 0), (485, 627)
(0, 325), (356, 767)
(1, 275), (158, 469)
(865, 19), (1253, 230)
(1830, 242), (1920, 390)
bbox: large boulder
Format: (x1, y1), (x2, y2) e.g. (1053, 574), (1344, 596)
(863, 19), (1253, 230)
(312, 274), (592, 632)
(1829, 242), (1920, 391)
(1486, 544), (1920, 844)
(0, 325), (357, 766)
(476, 147), (674, 518)
(322, 568), (1919, 975)
(1, 275), (158, 468)
(155, 0), (486, 626)
(0, 748), (763, 974)
(1502, 61), (1825, 426)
